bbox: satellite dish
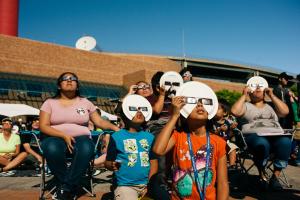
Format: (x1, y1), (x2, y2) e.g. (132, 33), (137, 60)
(75, 36), (97, 51)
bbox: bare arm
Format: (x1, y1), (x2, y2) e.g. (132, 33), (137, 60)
(231, 87), (248, 117)
(104, 160), (120, 171)
(217, 155), (229, 200)
(11, 144), (20, 157)
(153, 96), (185, 156)
(23, 143), (42, 163)
(90, 112), (120, 132)
(265, 88), (289, 117)
(152, 86), (166, 115)
(40, 110), (69, 138)
(149, 159), (158, 179)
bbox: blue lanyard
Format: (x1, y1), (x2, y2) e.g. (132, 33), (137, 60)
(187, 131), (210, 200)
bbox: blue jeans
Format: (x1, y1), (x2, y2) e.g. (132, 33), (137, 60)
(245, 134), (291, 170)
(41, 135), (95, 191)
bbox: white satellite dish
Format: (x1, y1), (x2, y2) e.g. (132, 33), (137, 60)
(75, 36), (97, 51)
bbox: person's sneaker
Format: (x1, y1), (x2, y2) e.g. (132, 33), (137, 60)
(93, 169), (102, 176)
(258, 178), (268, 191)
(269, 175), (283, 191)
(0, 170), (15, 177)
(51, 192), (58, 200)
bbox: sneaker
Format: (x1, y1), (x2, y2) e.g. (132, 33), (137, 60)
(0, 170), (15, 177)
(93, 169), (102, 176)
(258, 178), (268, 191)
(269, 175), (283, 191)
(51, 192), (58, 200)
(54, 189), (77, 200)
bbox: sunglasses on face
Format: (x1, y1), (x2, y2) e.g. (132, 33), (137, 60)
(136, 84), (151, 90)
(61, 76), (78, 82)
(129, 106), (148, 111)
(164, 81), (180, 87)
(185, 97), (213, 105)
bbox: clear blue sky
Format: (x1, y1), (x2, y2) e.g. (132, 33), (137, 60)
(19, 0), (300, 75)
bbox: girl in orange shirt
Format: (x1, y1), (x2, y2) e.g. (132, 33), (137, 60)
(153, 81), (229, 200)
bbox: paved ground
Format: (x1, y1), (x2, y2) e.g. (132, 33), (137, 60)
(0, 160), (300, 200)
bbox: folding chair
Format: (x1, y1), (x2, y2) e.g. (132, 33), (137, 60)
(21, 130), (105, 200)
(264, 129), (295, 188)
(232, 128), (255, 174)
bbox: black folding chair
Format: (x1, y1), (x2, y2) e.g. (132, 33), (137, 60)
(264, 129), (295, 188)
(21, 130), (105, 200)
(232, 128), (255, 174)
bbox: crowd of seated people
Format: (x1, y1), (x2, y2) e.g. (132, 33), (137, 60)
(1, 69), (299, 200)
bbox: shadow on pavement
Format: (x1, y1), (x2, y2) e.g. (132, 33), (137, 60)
(229, 169), (300, 200)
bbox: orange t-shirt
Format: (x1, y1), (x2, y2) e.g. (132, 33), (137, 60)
(171, 131), (226, 200)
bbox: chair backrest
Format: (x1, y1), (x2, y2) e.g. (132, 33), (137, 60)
(232, 128), (248, 151)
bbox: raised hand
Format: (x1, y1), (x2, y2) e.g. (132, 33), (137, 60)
(128, 85), (138, 95)
(264, 88), (274, 98)
(171, 96), (186, 117)
(243, 86), (250, 96)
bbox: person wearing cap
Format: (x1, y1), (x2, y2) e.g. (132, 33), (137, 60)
(20, 117), (43, 165)
(0, 118), (28, 174)
(273, 72), (294, 129)
(179, 68), (193, 83)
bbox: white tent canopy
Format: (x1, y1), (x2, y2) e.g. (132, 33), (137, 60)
(0, 103), (40, 117)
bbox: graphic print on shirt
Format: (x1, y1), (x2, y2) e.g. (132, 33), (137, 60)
(76, 108), (86, 115)
(173, 144), (214, 198)
(140, 152), (150, 167)
(128, 153), (138, 167)
(124, 139), (138, 153)
(139, 139), (149, 151)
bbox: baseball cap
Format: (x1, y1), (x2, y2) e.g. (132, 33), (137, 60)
(278, 72), (293, 80)
(2, 118), (13, 124)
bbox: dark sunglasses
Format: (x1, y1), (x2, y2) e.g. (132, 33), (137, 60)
(185, 97), (213, 105)
(129, 106), (148, 111)
(61, 76), (78, 82)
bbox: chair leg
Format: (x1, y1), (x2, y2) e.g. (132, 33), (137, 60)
(278, 170), (292, 188)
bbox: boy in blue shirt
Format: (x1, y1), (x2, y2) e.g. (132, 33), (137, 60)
(105, 95), (158, 200)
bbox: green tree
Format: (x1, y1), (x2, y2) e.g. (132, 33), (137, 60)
(216, 89), (242, 107)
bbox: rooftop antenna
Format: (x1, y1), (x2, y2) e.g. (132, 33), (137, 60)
(75, 36), (102, 51)
(182, 29), (187, 68)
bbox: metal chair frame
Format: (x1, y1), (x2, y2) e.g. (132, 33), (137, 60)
(20, 130), (105, 200)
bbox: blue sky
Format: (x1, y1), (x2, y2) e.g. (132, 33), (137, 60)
(19, 0), (300, 75)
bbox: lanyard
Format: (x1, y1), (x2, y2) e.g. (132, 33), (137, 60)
(187, 131), (210, 200)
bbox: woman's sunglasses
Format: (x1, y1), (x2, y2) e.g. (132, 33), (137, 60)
(61, 76), (78, 82)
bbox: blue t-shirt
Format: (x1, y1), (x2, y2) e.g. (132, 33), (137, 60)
(106, 129), (156, 186)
